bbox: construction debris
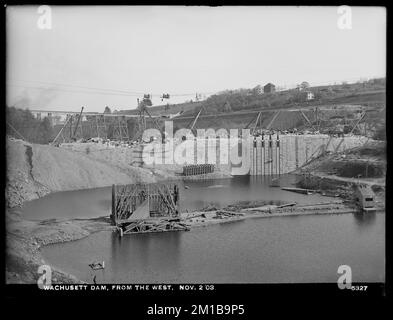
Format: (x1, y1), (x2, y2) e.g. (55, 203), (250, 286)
(111, 182), (184, 235)
(116, 218), (190, 235)
(89, 261), (105, 270)
(281, 187), (317, 195)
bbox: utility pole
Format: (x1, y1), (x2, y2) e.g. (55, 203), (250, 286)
(51, 115), (72, 145)
(72, 106), (84, 140)
(6, 121), (27, 141)
(69, 115), (73, 139)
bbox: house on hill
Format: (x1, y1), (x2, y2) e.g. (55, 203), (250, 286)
(303, 91), (315, 101)
(263, 83), (276, 94)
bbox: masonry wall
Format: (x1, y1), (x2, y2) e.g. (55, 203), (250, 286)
(141, 134), (369, 175)
(165, 135), (369, 175)
(61, 135), (369, 176)
(247, 134), (368, 175)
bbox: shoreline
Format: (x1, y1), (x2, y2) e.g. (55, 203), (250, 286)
(9, 199), (384, 284)
(6, 170), (232, 284)
(6, 141), (385, 284)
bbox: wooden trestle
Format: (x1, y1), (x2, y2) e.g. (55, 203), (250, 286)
(111, 182), (190, 235)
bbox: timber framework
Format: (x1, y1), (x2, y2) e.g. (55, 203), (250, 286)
(111, 182), (189, 235)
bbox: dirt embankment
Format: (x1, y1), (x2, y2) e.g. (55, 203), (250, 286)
(5, 137), (162, 283)
(6, 209), (112, 284)
(7, 198), (361, 284)
(299, 141), (385, 182)
(5, 138), (230, 283)
(6, 138), (173, 208)
(296, 141), (386, 203)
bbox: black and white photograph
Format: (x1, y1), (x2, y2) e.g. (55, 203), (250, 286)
(4, 4), (387, 304)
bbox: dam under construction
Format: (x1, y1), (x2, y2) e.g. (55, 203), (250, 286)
(125, 133), (369, 176)
(5, 74), (385, 286)
(4, 5), (387, 301)
(6, 119), (385, 285)
(35, 175), (384, 284)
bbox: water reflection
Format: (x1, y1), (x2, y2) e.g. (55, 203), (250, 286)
(21, 186), (112, 220)
(181, 175), (324, 213)
(98, 199), (111, 208)
(21, 175), (337, 221)
(42, 213), (385, 283)
(353, 212), (377, 229)
(109, 230), (182, 280)
(231, 174), (251, 186)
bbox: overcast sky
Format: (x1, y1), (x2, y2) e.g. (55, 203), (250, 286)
(6, 6), (386, 112)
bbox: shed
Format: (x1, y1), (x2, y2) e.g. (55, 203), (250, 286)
(264, 83), (276, 94)
(354, 184), (376, 212)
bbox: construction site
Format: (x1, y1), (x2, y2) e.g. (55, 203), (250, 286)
(6, 93), (386, 202)
(6, 14), (392, 312)
(6, 85), (386, 284)
(4, 4), (388, 303)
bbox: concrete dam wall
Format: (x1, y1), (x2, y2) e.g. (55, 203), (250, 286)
(142, 134), (368, 176)
(61, 134), (369, 176)
(245, 134), (368, 176)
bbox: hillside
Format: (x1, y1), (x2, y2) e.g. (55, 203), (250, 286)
(297, 141), (386, 199)
(171, 104), (384, 137)
(181, 86), (385, 118)
(117, 101), (203, 117)
(115, 80), (385, 120)
(168, 79), (385, 133)
(6, 79), (385, 145)
(6, 137), (161, 208)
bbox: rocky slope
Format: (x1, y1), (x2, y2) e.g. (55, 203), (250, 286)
(6, 138), (162, 208)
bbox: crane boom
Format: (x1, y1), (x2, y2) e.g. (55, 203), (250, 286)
(72, 106), (84, 139)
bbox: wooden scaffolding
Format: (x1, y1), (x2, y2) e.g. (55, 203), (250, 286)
(112, 116), (129, 141)
(94, 115), (108, 139)
(111, 182), (189, 235)
(51, 107), (84, 144)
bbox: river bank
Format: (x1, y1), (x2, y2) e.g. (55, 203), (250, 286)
(6, 137), (231, 208)
(6, 210), (110, 283)
(7, 198), (370, 284)
(5, 138), (153, 208)
(5, 138), (232, 283)
(6, 137), (385, 284)
(294, 141), (386, 205)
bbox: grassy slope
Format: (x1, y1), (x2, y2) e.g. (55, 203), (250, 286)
(118, 101), (203, 116)
(50, 85), (385, 139)
(300, 141), (386, 182)
(170, 90), (385, 131)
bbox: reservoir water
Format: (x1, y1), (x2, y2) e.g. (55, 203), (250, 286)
(21, 175), (330, 221)
(19, 175), (384, 283)
(42, 212), (384, 283)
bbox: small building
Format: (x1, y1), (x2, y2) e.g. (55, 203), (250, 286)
(263, 83), (276, 94)
(30, 110), (89, 126)
(303, 91), (315, 100)
(354, 184), (376, 212)
(30, 110), (67, 125)
(253, 85), (263, 95)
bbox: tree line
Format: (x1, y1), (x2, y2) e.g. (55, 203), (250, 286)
(6, 106), (53, 144)
(183, 78), (386, 117)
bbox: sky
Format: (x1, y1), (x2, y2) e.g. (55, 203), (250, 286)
(6, 6), (386, 113)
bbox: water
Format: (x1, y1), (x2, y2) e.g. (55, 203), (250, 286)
(18, 175), (384, 283)
(19, 187), (112, 221)
(21, 175), (335, 221)
(42, 212), (384, 283)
